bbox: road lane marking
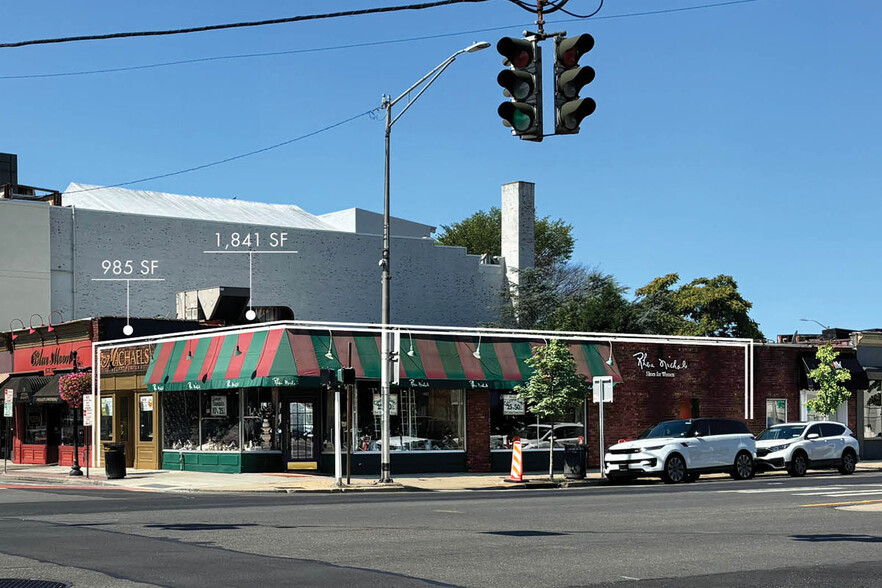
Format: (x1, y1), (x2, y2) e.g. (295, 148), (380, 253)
(802, 499), (882, 508)
(794, 490), (882, 497)
(433, 510), (462, 514)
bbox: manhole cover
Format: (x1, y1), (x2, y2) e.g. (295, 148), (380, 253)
(0, 581), (70, 588)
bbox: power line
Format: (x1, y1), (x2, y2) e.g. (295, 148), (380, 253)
(0, 0), (490, 49)
(64, 107), (380, 194)
(3, 0), (768, 80)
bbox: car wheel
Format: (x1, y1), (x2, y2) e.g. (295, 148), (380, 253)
(684, 472), (700, 483)
(662, 454), (687, 484)
(788, 451), (808, 477)
(731, 451), (755, 480)
(839, 450), (857, 475)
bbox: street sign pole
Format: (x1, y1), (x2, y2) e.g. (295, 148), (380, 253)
(4, 388), (13, 474)
(593, 376), (614, 478)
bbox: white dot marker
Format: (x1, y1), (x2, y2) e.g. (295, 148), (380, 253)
(123, 324), (134, 336)
(245, 309), (256, 321)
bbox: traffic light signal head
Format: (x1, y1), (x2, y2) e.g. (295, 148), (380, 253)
(554, 33), (596, 135)
(497, 37), (543, 141)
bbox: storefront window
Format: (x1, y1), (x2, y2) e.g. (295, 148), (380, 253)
(345, 386), (465, 452)
(161, 390), (241, 451)
(766, 399), (787, 427)
(60, 405), (85, 445)
(163, 390), (199, 450)
(243, 389), (278, 451)
(24, 405), (48, 444)
(139, 395), (155, 442)
(801, 389), (848, 424)
(489, 391), (582, 450)
(862, 384), (881, 440)
(100, 397), (113, 441)
(200, 391), (239, 451)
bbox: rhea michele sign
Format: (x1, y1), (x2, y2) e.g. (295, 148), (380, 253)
(633, 352), (688, 378)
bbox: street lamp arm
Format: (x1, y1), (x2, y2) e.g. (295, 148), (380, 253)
(799, 318), (830, 330)
(388, 52), (462, 127)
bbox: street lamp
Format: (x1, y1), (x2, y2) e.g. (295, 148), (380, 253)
(378, 41), (489, 483)
(799, 318), (830, 330)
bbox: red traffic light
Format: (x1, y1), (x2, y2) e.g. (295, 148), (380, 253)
(557, 34), (594, 68)
(497, 37), (534, 68)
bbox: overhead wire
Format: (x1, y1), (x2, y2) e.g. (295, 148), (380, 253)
(0, 0), (491, 49)
(3, 0), (767, 80)
(63, 107), (381, 194)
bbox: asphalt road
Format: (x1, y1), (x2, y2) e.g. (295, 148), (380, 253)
(1, 471), (881, 587)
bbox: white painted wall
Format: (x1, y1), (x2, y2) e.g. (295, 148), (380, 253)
(36, 205), (503, 328)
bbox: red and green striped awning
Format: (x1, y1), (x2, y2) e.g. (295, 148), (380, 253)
(144, 328), (622, 392)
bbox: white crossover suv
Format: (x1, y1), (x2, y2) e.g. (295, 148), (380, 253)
(603, 418), (756, 484)
(755, 421), (860, 477)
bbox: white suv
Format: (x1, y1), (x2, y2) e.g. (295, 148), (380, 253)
(603, 418), (756, 484)
(755, 421), (860, 477)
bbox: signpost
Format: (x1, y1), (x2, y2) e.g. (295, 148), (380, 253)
(592, 376), (614, 478)
(3, 388), (12, 474)
(82, 394), (93, 478)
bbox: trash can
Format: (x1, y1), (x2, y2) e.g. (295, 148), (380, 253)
(563, 444), (587, 479)
(104, 442), (127, 479)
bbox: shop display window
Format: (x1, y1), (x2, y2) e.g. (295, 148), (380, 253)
(801, 389), (848, 424)
(201, 391), (239, 451)
(243, 389), (278, 451)
(862, 384), (881, 440)
(766, 399), (787, 427)
(489, 391), (582, 450)
(60, 405), (85, 446)
(24, 405), (48, 444)
(100, 397), (113, 441)
(163, 390), (199, 450)
(340, 387), (466, 452)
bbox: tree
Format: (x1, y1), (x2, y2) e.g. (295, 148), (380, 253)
(434, 207), (575, 270)
(634, 273), (764, 339)
(805, 343), (852, 416)
(513, 339), (590, 478)
(546, 272), (640, 333)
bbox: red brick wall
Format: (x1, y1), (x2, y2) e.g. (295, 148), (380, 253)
(466, 390), (491, 472)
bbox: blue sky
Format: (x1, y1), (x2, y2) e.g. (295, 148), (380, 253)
(3, 0), (880, 339)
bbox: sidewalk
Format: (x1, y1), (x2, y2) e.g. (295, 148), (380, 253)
(2, 460), (880, 494)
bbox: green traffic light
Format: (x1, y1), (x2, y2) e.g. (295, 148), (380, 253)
(498, 102), (536, 133)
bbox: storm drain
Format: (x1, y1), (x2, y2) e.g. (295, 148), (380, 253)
(0, 581), (70, 588)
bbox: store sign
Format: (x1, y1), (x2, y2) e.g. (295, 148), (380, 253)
(100, 345), (155, 374)
(3, 388), (12, 417)
(372, 393), (398, 416)
(502, 394), (525, 415)
(211, 395), (227, 416)
(82, 394), (94, 427)
(633, 351), (688, 379)
(140, 395), (154, 412)
(101, 397), (113, 417)
(14, 340), (93, 373)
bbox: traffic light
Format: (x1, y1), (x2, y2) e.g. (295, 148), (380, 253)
(497, 37), (543, 141)
(554, 34), (596, 135)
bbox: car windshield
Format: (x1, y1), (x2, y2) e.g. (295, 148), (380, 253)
(518, 425), (550, 441)
(756, 425), (806, 440)
(643, 420), (692, 439)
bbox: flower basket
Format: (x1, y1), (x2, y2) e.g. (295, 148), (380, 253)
(59, 372), (91, 408)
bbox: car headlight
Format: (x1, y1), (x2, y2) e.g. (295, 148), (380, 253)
(642, 445), (665, 451)
(766, 443), (790, 453)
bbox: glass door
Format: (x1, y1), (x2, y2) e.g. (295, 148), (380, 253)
(286, 400), (316, 470)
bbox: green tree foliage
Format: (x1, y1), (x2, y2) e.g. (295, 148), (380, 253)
(514, 339), (590, 478)
(805, 343), (852, 415)
(546, 273), (640, 333)
(434, 207), (575, 269)
(634, 273), (764, 339)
